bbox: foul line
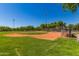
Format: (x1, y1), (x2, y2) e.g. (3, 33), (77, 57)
(15, 48), (21, 56)
(44, 43), (58, 52)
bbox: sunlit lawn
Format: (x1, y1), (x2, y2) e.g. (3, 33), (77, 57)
(0, 36), (78, 55)
(0, 31), (78, 56)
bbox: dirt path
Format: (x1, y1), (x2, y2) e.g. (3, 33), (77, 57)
(3, 32), (67, 40)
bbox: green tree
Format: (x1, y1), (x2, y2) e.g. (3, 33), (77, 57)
(0, 26), (12, 31)
(62, 3), (79, 37)
(35, 26), (42, 31)
(25, 26), (35, 31)
(62, 3), (79, 12)
(54, 21), (66, 32)
(74, 23), (79, 31)
(40, 24), (48, 31)
(67, 24), (74, 37)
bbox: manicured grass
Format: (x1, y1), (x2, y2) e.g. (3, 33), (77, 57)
(0, 31), (48, 35)
(0, 36), (78, 56)
(0, 31), (78, 56)
(19, 31), (48, 35)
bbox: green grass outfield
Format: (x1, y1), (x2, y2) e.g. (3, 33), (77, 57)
(0, 31), (48, 35)
(0, 32), (78, 56)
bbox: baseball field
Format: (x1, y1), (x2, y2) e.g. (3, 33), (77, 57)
(0, 31), (78, 56)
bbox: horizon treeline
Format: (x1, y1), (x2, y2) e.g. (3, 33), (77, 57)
(0, 21), (79, 31)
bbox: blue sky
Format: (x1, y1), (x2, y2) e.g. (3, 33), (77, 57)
(0, 3), (79, 27)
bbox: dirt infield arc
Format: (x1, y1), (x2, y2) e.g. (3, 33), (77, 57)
(4, 32), (68, 40)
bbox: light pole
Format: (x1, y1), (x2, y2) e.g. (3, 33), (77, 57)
(45, 7), (48, 31)
(13, 18), (15, 28)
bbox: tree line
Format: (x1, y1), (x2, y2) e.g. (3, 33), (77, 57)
(0, 21), (79, 31)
